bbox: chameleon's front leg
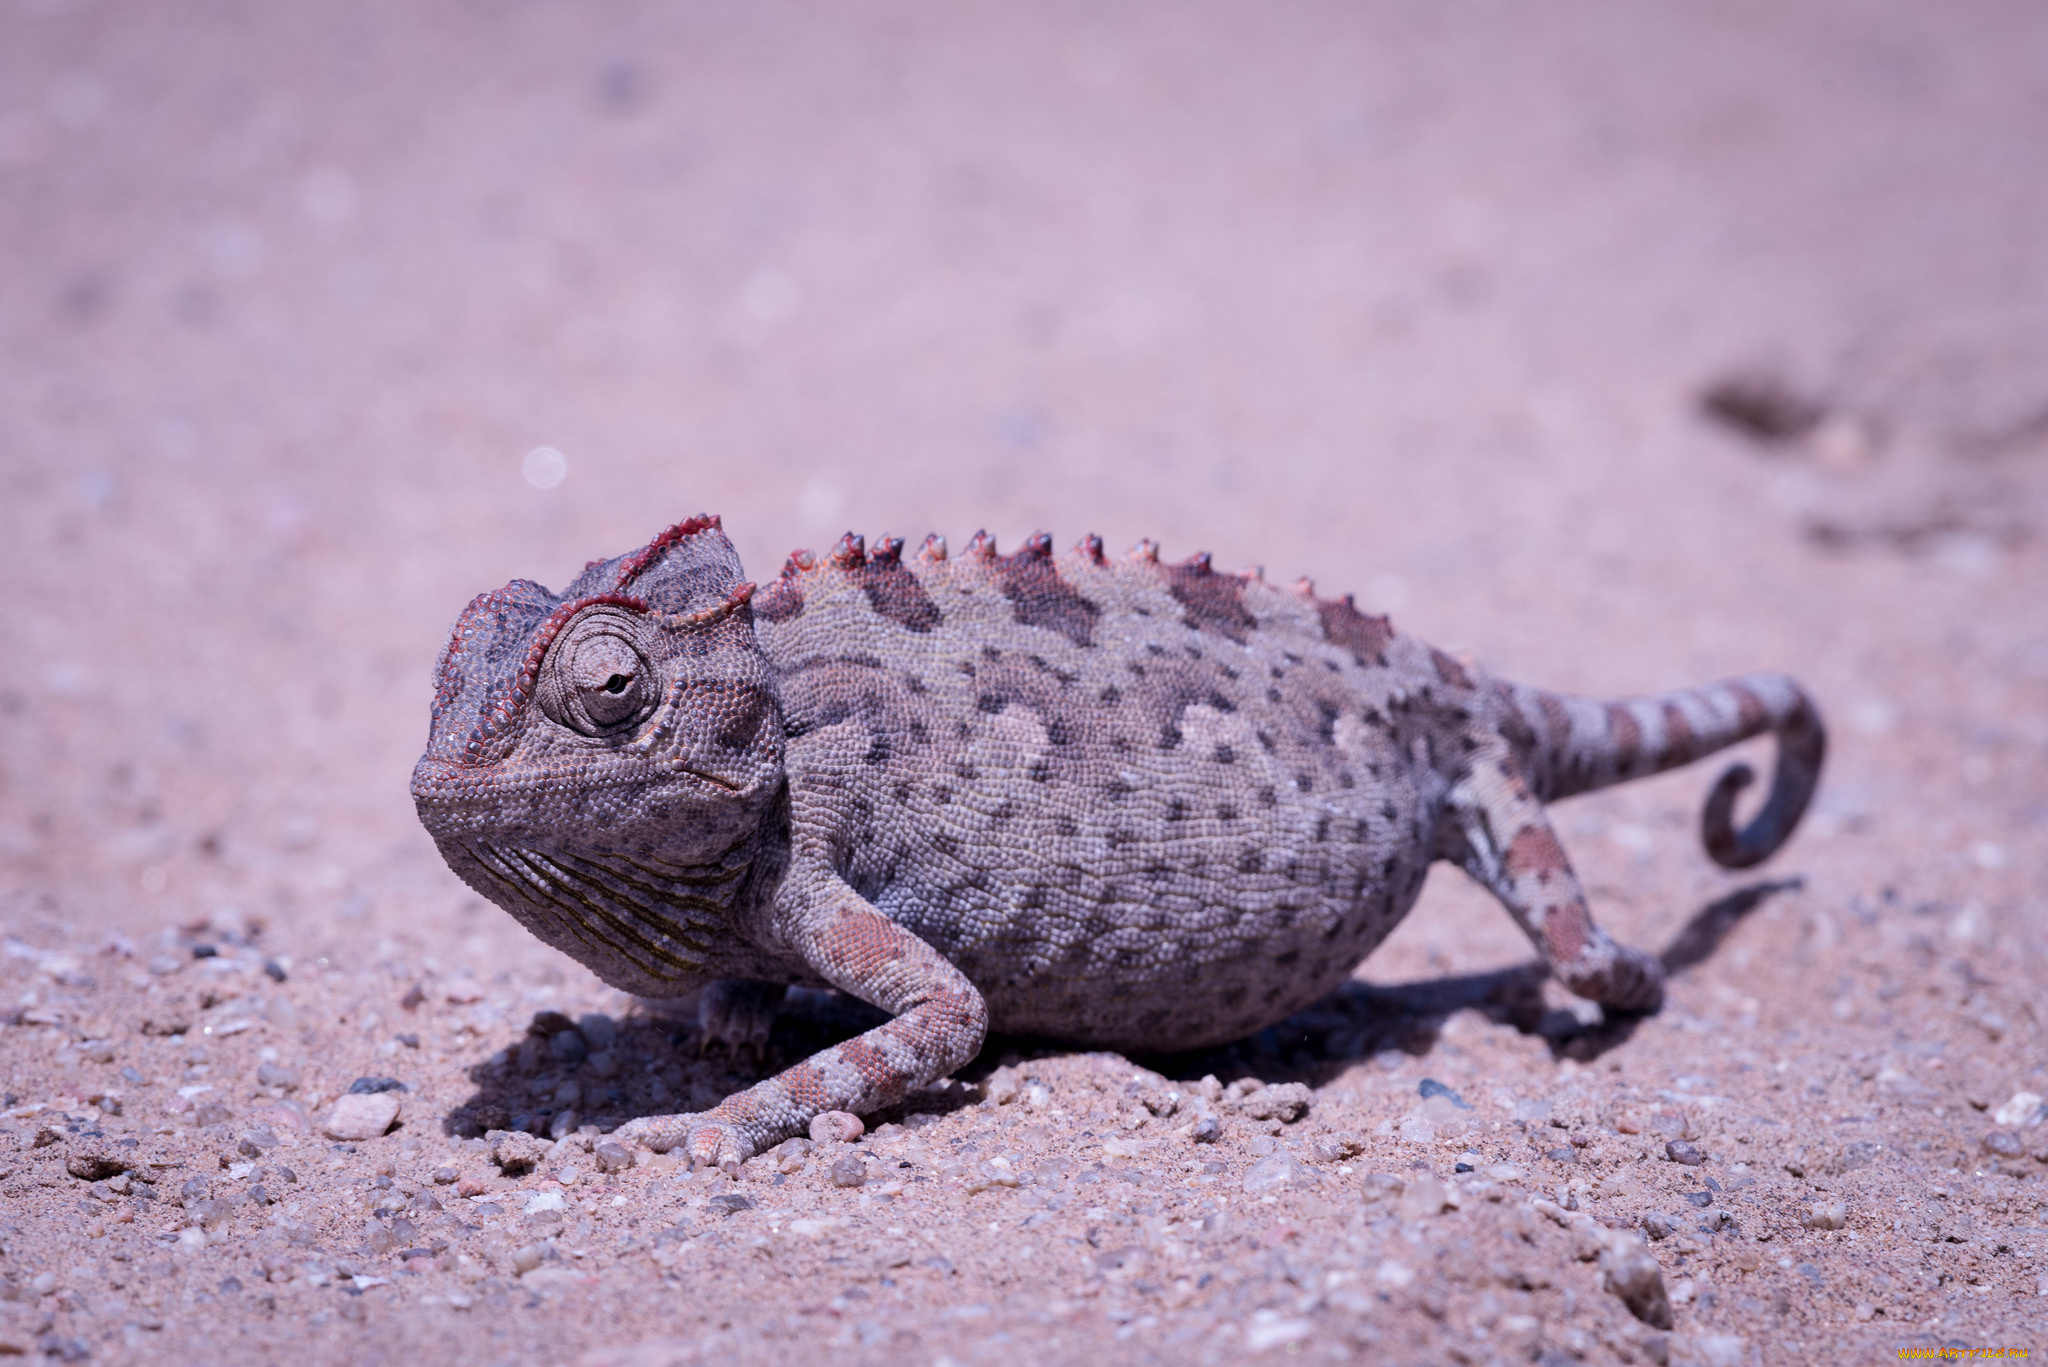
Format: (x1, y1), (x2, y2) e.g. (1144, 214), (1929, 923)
(616, 877), (987, 1170)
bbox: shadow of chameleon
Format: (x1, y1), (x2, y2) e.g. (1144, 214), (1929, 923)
(442, 877), (1801, 1137)
(1136, 875), (1805, 1086)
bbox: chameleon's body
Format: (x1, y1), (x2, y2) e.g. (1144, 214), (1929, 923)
(412, 516), (1823, 1166)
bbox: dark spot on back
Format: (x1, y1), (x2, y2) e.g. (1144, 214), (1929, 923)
(1431, 648), (1473, 689)
(853, 561), (941, 632)
(1166, 554), (1256, 643)
(994, 537), (1100, 647)
(1314, 595), (1392, 666)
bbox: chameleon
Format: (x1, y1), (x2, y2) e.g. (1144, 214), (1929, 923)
(412, 514), (1824, 1168)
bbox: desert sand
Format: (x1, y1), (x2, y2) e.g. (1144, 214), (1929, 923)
(1, 3), (2043, 1364)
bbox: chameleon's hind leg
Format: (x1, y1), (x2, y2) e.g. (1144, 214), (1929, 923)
(1444, 744), (1665, 1013)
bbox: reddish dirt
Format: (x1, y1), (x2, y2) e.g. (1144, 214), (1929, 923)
(2, 4), (2044, 1365)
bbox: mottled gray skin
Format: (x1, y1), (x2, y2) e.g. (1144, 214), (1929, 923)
(413, 516), (1824, 1168)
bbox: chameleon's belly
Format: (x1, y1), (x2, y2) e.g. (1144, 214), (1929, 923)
(858, 759), (1437, 1053)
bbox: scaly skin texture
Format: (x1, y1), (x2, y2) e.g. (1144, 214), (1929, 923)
(412, 516), (1825, 1169)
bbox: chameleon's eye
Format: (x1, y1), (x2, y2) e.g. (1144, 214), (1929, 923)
(538, 611), (659, 736)
(573, 636), (652, 729)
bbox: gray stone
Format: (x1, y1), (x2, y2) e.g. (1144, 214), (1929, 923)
(256, 1062), (300, 1090)
(1599, 1233), (1673, 1329)
(1233, 1082), (1312, 1123)
(487, 1129), (549, 1173)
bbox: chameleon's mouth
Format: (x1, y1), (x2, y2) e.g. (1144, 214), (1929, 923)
(408, 750), (748, 809)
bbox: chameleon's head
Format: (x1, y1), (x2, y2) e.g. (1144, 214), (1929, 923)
(411, 516), (784, 941)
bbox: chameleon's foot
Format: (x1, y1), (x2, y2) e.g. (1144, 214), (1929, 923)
(1558, 941), (1666, 1016)
(614, 1112), (749, 1173)
(695, 978), (782, 1060)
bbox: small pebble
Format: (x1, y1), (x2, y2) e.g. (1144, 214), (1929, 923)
(593, 1142), (633, 1175)
(431, 1166), (458, 1185)
(810, 1111), (864, 1144)
(321, 1092), (401, 1141)
(1664, 1141), (1704, 1166)
(829, 1154), (867, 1188)
(1600, 1233), (1674, 1329)
(1395, 1173), (1452, 1221)
(1980, 1131), (2023, 1159)
(1803, 1200), (1848, 1230)
(256, 1062), (300, 1090)
(1242, 1150), (1309, 1196)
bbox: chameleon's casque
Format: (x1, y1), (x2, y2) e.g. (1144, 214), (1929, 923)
(414, 515), (1824, 1167)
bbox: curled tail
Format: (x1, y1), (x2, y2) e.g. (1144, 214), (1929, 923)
(1492, 672), (1826, 870)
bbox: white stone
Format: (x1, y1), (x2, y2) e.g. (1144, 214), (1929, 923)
(1993, 1092), (2043, 1127)
(1243, 1310), (1312, 1352)
(320, 1091), (399, 1141)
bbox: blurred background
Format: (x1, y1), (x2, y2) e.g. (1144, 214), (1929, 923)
(2, 1), (2042, 972)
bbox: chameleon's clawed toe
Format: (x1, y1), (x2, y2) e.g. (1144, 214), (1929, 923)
(1559, 943), (1667, 1016)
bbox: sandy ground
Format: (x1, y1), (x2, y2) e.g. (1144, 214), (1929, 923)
(2, 2), (2046, 1364)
